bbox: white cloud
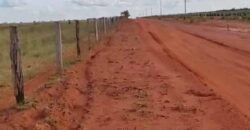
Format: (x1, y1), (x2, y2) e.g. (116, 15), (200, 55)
(0, 0), (26, 7)
(72, 0), (113, 7)
(115, 0), (133, 6)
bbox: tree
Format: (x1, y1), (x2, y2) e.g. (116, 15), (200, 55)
(121, 10), (130, 18)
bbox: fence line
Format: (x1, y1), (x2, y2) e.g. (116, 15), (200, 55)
(7, 16), (121, 104)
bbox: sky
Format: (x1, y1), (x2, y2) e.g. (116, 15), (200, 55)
(0, 0), (249, 23)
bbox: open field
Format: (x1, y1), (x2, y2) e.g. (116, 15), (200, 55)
(0, 18), (250, 129)
(0, 21), (96, 87)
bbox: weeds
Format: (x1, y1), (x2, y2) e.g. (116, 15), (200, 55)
(16, 98), (38, 110)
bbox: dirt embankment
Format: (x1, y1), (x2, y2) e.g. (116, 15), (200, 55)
(0, 19), (250, 130)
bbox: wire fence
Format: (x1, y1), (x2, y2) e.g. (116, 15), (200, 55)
(0, 17), (121, 89)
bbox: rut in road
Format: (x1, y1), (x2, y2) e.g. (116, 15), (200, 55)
(180, 30), (250, 56)
(82, 20), (250, 130)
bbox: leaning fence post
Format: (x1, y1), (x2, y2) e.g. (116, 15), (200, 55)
(55, 22), (63, 74)
(95, 19), (99, 42)
(75, 20), (81, 58)
(9, 26), (25, 104)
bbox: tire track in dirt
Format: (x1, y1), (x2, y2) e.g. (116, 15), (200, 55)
(179, 29), (250, 57)
(148, 31), (208, 87)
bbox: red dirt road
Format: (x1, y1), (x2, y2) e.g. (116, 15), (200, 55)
(0, 19), (250, 130)
(139, 19), (250, 118)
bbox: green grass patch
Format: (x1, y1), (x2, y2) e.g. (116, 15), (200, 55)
(0, 21), (96, 87)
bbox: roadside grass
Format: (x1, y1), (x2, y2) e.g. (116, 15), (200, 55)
(0, 21), (95, 88)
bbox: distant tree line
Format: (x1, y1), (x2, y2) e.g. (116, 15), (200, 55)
(146, 8), (250, 21)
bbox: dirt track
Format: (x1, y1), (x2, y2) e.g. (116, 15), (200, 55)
(1, 19), (250, 130)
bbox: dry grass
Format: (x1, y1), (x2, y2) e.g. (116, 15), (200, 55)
(0, 20), (97, 87)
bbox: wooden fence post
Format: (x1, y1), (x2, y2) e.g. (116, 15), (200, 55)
(107, 18), (110, 31)
(104, 17), (107, 34)
(9, 26), (25, 104)
(87, 20), (91, 50)
(75, 20), (81, 58)
(55, 22), (63, 74)
(109, 18), (112, 28)
(95, 19), (99, 42)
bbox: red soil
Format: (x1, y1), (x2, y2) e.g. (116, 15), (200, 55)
(0, 19), (250, 130)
